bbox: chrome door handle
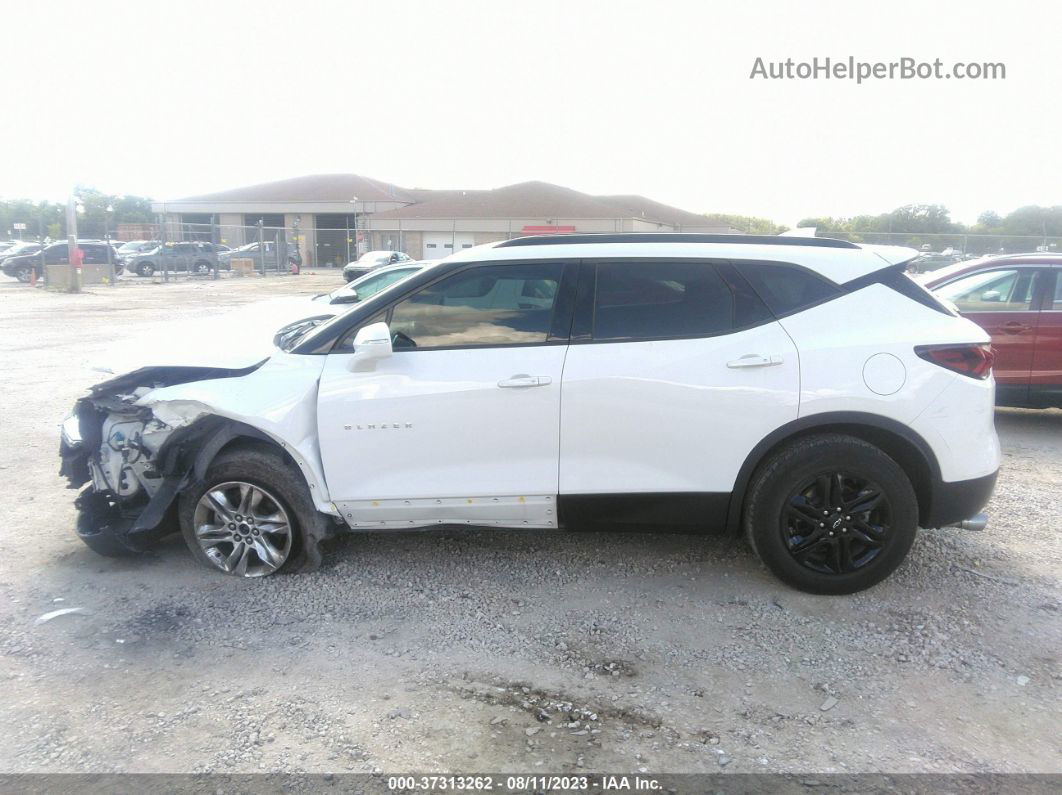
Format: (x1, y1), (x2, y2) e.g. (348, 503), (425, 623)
(727, 354), (782, 369)
(498, 374), (552, 388)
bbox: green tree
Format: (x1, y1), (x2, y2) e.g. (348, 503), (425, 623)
(703, 213), (788, 235)
(0, 189), (155, 240)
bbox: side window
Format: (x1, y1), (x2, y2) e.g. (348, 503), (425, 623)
(44, 245), (67, 264)
(592, 261), (733, 341)
(1051, 271), (1062, 309)
(935, 269), (1036, 312)
(357, 268), (412, 298)
(388, 263), (565, 349)
(740, 262), (840, 316)
(83, 245), (107, 264)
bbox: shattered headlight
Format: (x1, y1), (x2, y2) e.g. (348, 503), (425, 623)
(60, 414), (82, 448)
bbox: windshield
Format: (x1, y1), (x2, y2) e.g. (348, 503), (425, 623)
(6, 242), (38, 255)
(327, 266), (419, 301)
(358, 251), (392, 264)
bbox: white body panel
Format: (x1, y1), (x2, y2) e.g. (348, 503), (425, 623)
(559, 322), (800, 494)
(777, 283), (999, 482)
(135, 353), (335, 513)
(909, 375), (1000, 483)
(316, 346), (568, 527)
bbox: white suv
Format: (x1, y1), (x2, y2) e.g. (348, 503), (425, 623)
(60, 234), (1000, 594)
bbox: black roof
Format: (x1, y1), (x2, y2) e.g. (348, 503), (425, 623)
(495, 233), (859, 249)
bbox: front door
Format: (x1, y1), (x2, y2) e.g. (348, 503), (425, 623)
(934, 266), (1041, 403)
(558, 260), (800, 518)
(317, 260), (576, 528)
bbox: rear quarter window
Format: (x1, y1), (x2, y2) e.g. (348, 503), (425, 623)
(740, 262), (841, 316)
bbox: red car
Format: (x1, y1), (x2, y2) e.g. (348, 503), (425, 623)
(923, 254), (1062, 408)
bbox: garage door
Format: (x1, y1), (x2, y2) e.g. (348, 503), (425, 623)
(423, 232), (476, 260)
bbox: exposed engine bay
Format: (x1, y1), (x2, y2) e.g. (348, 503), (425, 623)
(58, 363), (335, 566)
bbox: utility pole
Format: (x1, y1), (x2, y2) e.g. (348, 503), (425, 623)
(257, 219), (265, 275)
(104, 203), (116, 286)
(66, 196), (80, 293)
(350, 196), (359, 261)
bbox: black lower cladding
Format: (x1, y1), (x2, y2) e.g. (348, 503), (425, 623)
(74, 488), (168, 555)
(557, 493), (731, 530)
(923, 470), (998, 528)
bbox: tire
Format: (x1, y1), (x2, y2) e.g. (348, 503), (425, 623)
(137, 262), (155, 277)
(743, 433), (918, 595)
(178, 446), (306, 577)
(13, 265), (32, 283)
(191, 260), (212, 275)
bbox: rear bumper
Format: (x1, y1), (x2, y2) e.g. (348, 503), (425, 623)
(923, 470), (998, 528)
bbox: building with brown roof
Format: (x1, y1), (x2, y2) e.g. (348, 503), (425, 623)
(153, 174), (741, 267)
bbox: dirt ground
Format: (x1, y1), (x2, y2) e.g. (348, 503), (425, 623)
(0, 272), (1058, 776)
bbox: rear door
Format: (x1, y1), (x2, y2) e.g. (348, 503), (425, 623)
(933, 266), (1041, 404)
(558, 259), (799, 520)
(1030, 267), (1062, 406)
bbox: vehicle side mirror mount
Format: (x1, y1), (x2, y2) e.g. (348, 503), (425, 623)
(352, 321), (392, 361)
(981, 290), (1002, 302)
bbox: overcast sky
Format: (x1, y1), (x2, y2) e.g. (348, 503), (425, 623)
(2, 0), (1059, 225)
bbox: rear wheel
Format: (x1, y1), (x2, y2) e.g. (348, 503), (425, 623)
(744, 434), (918, 594)
(192, 260), (212, 275)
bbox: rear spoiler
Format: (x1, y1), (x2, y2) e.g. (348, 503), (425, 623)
(842, 260), (955, 317)
(861, 244), (921, 269)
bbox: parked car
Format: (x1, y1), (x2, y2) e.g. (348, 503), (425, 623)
(316, 261), (432, 306)
(342, 250), (414, 282)
(908, 252), (963, 273)
(3, 240), (119, 282)
(0, 240), (42, 264)
(272, 261), (436, 348)
(115, 240), (161, 263)
(127, 242), (220, 277)
(923, 253), (1062, 408)
(223, 241), (300, 272)
(60, 233), (998, 594)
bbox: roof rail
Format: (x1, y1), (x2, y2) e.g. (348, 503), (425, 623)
(495, 233), (860, 249)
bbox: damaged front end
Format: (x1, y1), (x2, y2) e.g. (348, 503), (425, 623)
(60, 365), (263, 556)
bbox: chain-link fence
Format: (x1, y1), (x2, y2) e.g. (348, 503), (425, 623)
(821, 231), (1061, 258)
(106, 220), (302, 281)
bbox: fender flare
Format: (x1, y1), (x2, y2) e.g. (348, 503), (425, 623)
(725, 411), (942, 533)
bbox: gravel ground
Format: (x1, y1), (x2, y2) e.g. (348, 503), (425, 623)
(0, 273), (1058, 776)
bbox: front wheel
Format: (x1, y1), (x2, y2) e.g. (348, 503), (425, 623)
(137, 262), (155, 277)
(13, 265), (32, 282)
(178, 447), (305, 577)
(744, 434), (918, 595)
(191, 260), (212, 275)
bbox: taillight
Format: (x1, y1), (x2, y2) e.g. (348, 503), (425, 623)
(915, 343), (995, 379)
